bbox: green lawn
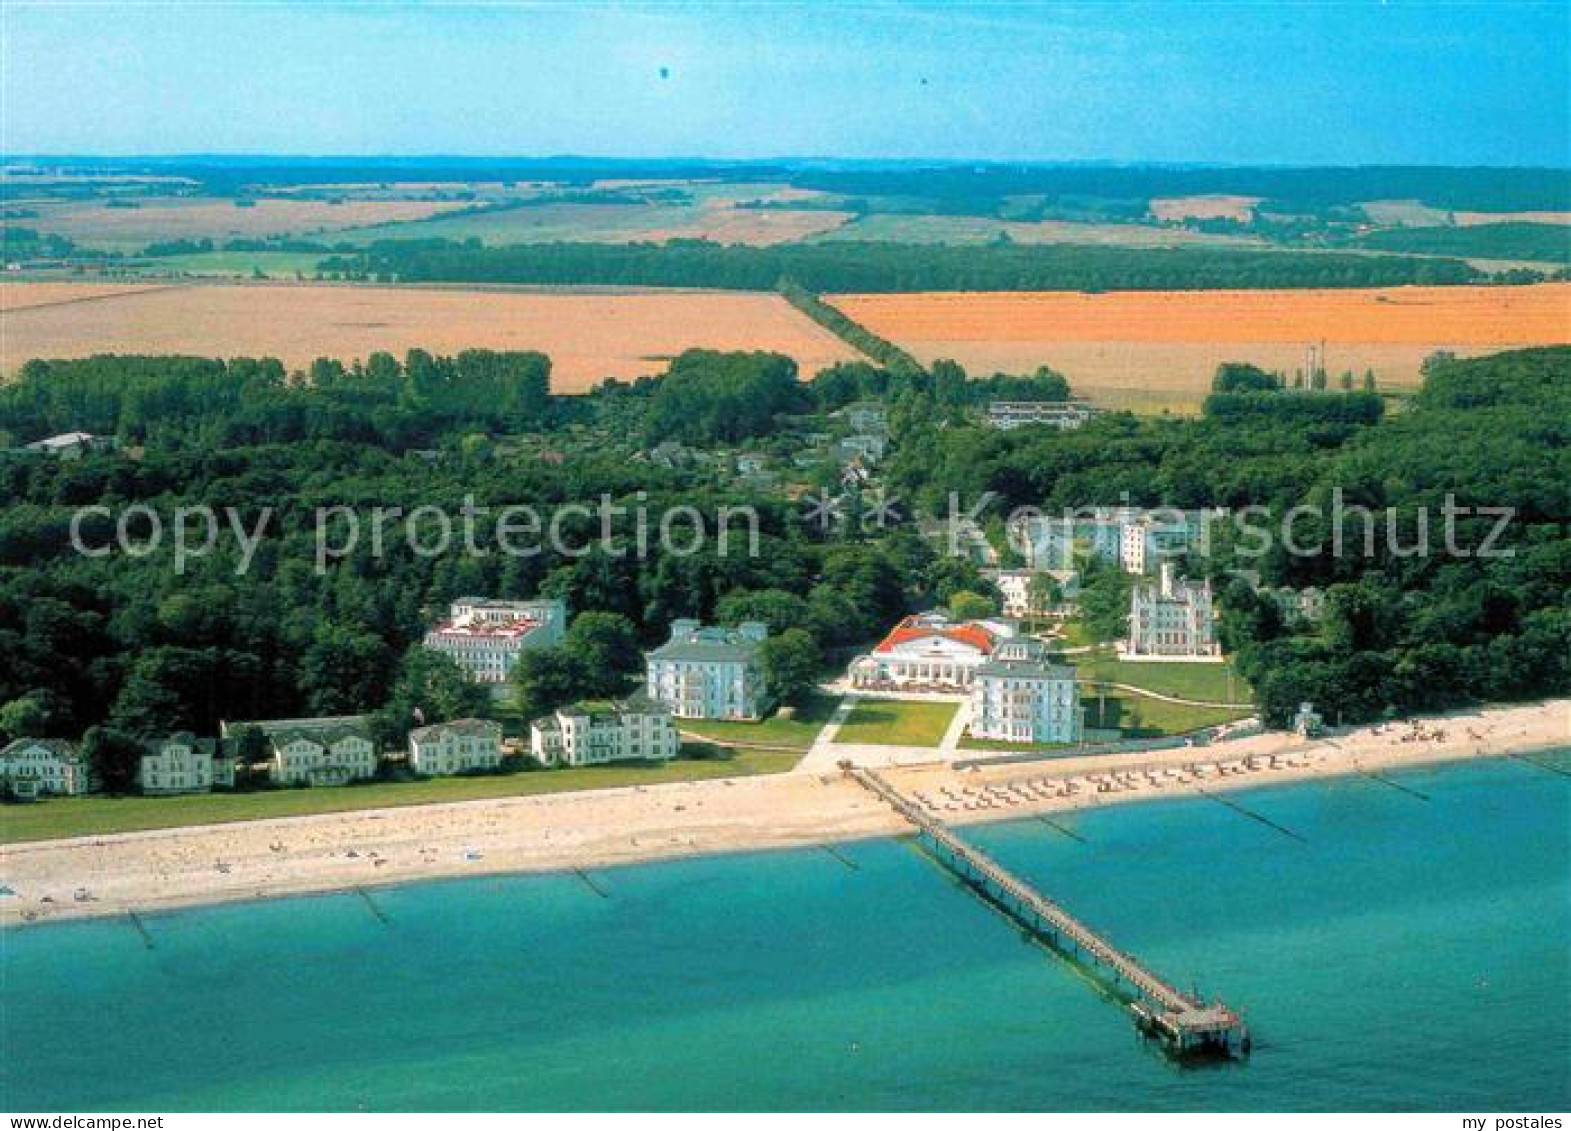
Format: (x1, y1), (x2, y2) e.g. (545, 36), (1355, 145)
(1078, 656), (1253, 704)
(0, 748), (798, 845)
(1051, 620), (1101, 650)
(1082, 691), (1251, 737)
(833, 699), (959, 746)
(676, 692), (841, 749)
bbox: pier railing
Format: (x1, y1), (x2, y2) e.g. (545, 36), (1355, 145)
(847, 765), (1249, 1058)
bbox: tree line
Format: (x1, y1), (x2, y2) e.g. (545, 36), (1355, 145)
(320, 238), (1482, 293)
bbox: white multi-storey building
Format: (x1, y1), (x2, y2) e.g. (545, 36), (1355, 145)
(1122, 563), (1222, 661)
(848, 612), (1018, 692)
(138, 733), (227, 795)
(984, 568), (1080, 620)
(644, 620), (769, 720)
(1007, 507), (1218, 574)
(529, 695), (679, 766)
(969, 638), (1082, 745)
(423, 598), (567, 684)
(221, 716), (379, 786)
(0, 738), (92, 798)
(408, 718), (503, 776)
(984, 401), (1098, 431)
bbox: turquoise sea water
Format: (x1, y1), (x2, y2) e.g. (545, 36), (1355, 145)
(2, 755), (1567, 1112)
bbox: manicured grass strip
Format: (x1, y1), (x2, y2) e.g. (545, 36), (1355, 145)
(1079, 656), (1253, 704)
(0, 749), (798, 845)
(1082, 691), (1251, 737)
(677, 691), (841, 749)
(833, 699), (959, 746)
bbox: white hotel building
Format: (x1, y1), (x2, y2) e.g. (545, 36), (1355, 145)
(1008, 507), (1218, 574)
(423, 597), (567, 683)
(969, 638), (1082, 745)
(644, 620), (769, 720)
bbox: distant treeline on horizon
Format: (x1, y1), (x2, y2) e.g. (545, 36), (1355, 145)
(7, 156), (1570, 213)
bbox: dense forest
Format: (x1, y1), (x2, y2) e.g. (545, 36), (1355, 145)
(323, 238), (1482, 292)
(1353, 222), (1571, 264)
(0, 344), (1564, 748)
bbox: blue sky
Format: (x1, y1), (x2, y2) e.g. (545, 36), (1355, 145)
(3, 1), (1567, 164)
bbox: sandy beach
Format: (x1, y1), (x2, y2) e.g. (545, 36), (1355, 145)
(2, 699), (1565, 929)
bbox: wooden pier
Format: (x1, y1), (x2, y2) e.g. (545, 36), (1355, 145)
(847, 766), (1250, 1059)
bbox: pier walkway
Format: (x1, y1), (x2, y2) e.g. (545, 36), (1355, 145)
(847, 765), (1250, 1058)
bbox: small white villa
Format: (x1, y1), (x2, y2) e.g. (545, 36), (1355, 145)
(138, 733), (230, 795)
(221, 715), (379, 786)
(408, 717), (504, 776)
(529, 695), (679, 767)
(0, 738), (93, 798)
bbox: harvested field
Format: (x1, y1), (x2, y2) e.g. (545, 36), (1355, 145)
(22, 197), (479, 251)
(1452, 210), (1571, 227)
(335, 183), (853, 247)
(0, 281), (861, 389)
(829, 285), (1571, 413)
(0, 281), (172, 313)
(1148, 195), (1260, 223)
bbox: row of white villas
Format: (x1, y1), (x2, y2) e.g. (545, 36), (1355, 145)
(1122, 563), (1223, 662)
(2, 733), (236, 799)
(1007, 507), (1221, 574)
(529, 694), (680, 766)
(422, 597), (567, 683)
(644, 619), (769, 720)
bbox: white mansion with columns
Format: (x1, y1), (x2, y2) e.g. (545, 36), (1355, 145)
(848, 612), (1022, 693)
